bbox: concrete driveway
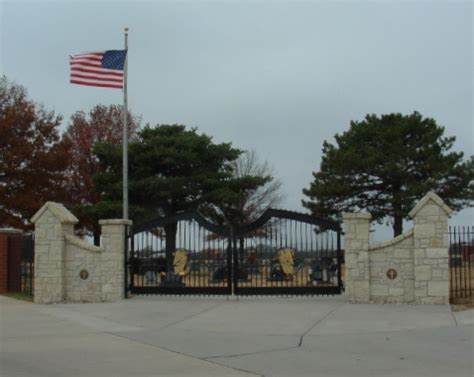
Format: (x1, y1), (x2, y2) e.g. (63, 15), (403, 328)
(1, 294), (473, 377)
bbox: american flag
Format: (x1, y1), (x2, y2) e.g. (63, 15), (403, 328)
(70, 50), (127, 89)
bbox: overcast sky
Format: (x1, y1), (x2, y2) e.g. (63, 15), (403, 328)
(1, 0), (472, 239)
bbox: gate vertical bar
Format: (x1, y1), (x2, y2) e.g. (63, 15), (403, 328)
(468, 226), (472, 297)
(462, 226), (466, 297)
(6, 236), (11, 292)
(124, 225), (129, 298)
(227, 228), (233, 296)
(130, 226), (135, 292)
(232, 227), (238, 296)
(469, 226), (473, 297)
(29, 235), (33, 296)
(337, 229), (342, 290)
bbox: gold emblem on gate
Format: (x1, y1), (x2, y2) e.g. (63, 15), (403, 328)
(430, 239), (441, 247)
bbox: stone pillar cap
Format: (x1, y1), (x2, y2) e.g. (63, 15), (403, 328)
(342, 212), (372, 220)
(408, 191), (452, 218)
(99, 219), (133, 226)
(31, 202), (79, 224)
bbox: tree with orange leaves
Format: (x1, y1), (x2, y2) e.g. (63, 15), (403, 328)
(0, 76), (71, 230)
(63, 104), (140, 244)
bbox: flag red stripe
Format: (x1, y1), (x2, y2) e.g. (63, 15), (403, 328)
(70, 55), (102, 61)
(69, 75), (123, 85)
(70, 66), (124, 77)
(70, 73), (123, 83)
(70, 79), (123, 89)
(70, 60), (102, 67)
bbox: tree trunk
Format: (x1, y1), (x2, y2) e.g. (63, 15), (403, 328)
(164, 222), (177, 270)
(393, 214), (403, 237)
(392, 188), (403, 237)
(93, 224), (101, 246)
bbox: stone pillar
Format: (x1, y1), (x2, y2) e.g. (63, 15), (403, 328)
(99, 219), (132, 302)
(0, 229), (23, 293)
(31, 202), (78, 304)
(409, 192), (452, 304)
(343, 212), (371, 302)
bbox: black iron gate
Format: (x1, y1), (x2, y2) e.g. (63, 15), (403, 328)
(449, 225), (473, 303)
(128, 212), (231, 295)
(5, 232), (34, 296)
(127, 209), (342, 296)
(19, 233), (35, 296)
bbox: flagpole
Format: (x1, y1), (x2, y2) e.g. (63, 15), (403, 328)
(123, 27), (129, 220)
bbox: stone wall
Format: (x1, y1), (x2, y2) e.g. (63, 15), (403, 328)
(343, 192), (451, 304)
(31, 202), (131, 304)
(410, 194), (451, 304)
(64, 234), (102, 302)
(98, 220), (128, 302)
(369, 230), (414, 303)
(343, 213), (371, 302)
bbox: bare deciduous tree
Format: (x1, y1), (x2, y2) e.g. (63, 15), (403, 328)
(212, 149), (283, 227)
